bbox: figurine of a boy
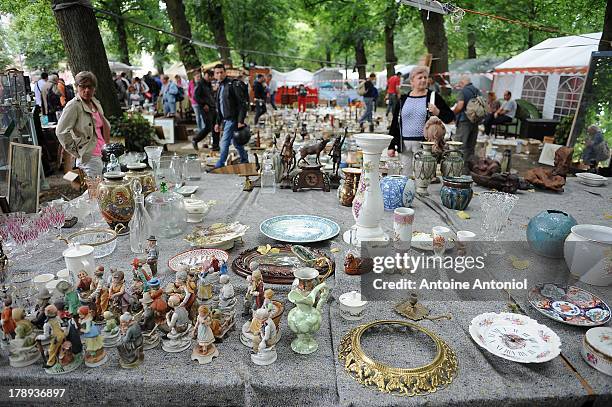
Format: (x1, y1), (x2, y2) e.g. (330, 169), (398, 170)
(1, 297), (16, 340)
(56, 280), (80, 317)
(31, 288), (52, 329)
(146, 236), (159, 276)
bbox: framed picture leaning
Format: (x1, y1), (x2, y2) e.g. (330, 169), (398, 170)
(8, 142), (41, 213)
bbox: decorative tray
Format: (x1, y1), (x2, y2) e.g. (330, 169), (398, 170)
(260, 215), (340, 243)
(528, 283), (610, 327)
(168, 248), (229, 273)
(232, 244), (335, 284)
(469, 312), (561, 363)
(184, 222), (249, 249)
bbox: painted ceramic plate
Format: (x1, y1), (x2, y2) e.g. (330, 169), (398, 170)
(469, 312), (561, 363)
(184, 222), (249, 249)
(528, 284), (611, 327)
(167, 248), (229, 273)
(260, 215), (340, 243)
(411, 231), (455, 251)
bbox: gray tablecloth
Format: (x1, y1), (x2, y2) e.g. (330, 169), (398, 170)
(1, 175), (610, 407)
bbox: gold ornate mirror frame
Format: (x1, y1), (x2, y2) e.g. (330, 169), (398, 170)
(338, 320), (458, 396)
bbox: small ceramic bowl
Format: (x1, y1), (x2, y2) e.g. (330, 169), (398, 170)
(184, 199), (212, 223)
(576, 173), (607, 187)
(338, 291), (368, 321)
(581, 327), (612, 376)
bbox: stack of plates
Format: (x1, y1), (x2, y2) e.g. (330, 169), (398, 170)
(576, 173), (607, 187)
(469, 312), (561, 363)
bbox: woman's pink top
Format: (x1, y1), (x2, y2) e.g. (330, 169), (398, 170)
(91, 110), (105, 157)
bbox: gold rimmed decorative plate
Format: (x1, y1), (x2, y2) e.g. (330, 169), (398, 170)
(338, 320), (458, 396)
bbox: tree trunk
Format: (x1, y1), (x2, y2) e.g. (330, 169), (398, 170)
(52, 0), (121, 117)
(420, 10), (448, 77)
(384, 0), (398, 79)
(205, 0), (232, 66)
(115, 16), (131, 65)
(527, 0), (536, 48)
(467, 31), (477, 59)
(355, 37), (367, 80)
(326, 46), (332, 67)
(163, 0), (201, 72)
(600, 0), (612, 51)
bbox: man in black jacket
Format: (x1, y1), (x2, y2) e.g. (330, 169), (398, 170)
(192, 70), (218, 150)
(213, 64), (249, 168)
(253, 74), (267, 126)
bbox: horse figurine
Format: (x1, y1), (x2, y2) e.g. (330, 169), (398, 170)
(297, 138), (330, 167)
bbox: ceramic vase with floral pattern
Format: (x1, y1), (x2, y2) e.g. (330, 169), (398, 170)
(97, 172), (135, 231)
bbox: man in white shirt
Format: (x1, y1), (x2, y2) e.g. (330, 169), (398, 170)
(484, 90), (517, 135)
(33, 72), (48, 110)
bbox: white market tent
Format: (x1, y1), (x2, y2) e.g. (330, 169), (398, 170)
(164, 61), (188, 79)
(492, 32), (601, 119)
(376, 64), (416, 90)
(271, 68), (313, 86)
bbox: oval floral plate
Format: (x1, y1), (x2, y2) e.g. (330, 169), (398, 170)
(469, 312), (561, 363)
(260, 215), (340, 244)
(167, 248), (229, 273)
(528, 283), (611, 327)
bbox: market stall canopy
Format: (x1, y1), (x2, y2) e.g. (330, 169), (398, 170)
(449, 57), (505, 91)
(494, 33), (601, 74)
(376, 64), (416, 89)
(271, 68), (314, 86)
(164, 61), (188, 79)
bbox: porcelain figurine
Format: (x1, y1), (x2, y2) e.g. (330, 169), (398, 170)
(242, 275), (255, 317)
(218, 274), (236, 312)
(36, 305), (83, 374)
(148, 278), (168, 324)
(139, 292), (160, 350)
(8, 321), (41, 367)
(88, 266), (109, 322)
(165, 271), (196, 318)
(2, 297), (16, 339)
(191, 305), (219, 364)
(161, 295), (192, 353)
(131, 258), (152, 300)
(262, 289), (275, 314)
(56, 280), (80, 317)
(288, 268), (330, 355)
(76, 270), (92, 295)
(12, 308), (34, 333)
(251, 308), (278, 366)
(196, 267), (217, 306)
(527, 210), (577, 258)
(101, 311), (121, 347)
(241, 303), (281, 349)
(31, 288), (52, 330)
(78, 306), (108, 367)
(146, 236), (159, 276)
(117, 312), (144, 369)
(109, 269), (131, 317)
(248, 270), (265, 312)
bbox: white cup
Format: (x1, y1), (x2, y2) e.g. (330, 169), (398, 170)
(56, 268), (73, 284)
(393, 207), (415, 249)
(33, 273), (55, 292)
(432, 226), (452, 255)
(46, 279), (60, 294)
(456, 230), (476, 256)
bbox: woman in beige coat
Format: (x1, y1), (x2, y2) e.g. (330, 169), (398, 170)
(56, 71), (111, 178)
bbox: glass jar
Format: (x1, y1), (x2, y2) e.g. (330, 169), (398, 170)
(145, 182), (186, 238)
(169, 153), (183, 190)
(260, 152), (276, 194)
(184, 154), (202, 181)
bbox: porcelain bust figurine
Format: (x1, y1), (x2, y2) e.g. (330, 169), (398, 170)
(287, 268), (330, 354)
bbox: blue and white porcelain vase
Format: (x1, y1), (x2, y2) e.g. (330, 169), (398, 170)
(440, 176), (473, 211)
(527, 210), (577, 258)
(380, 175), (416, 211)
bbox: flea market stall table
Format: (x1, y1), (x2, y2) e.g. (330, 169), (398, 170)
(1, 175), (610, 407)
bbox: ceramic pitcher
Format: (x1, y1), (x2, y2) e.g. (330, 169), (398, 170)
(63, 243), (96, 276)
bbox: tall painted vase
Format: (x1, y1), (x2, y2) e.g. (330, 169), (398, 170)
(413, 142), (437, 196)
(344, 134), (393, 245)
(97, 172), (135, 231)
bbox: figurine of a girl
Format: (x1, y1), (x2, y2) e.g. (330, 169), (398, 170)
(89, 266), (109, 322)
(76, 270), (92, 294)
(262, 289), (275, 314)
(191, 305), (218, 364)
(78, 306), (108, 367)
(248, 270), (265, 311)
(2, 297), (16, 340)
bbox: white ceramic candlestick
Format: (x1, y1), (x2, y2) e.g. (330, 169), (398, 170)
(344, 133), (393, 246)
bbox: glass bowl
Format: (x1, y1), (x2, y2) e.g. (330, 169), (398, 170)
(66, 227), (119, 258)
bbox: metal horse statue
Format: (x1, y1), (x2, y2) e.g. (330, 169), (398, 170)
(297, 138), (330, 167)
